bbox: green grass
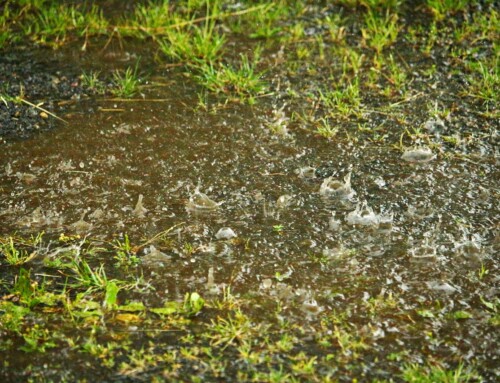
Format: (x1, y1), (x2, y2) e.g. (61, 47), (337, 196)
(195, 52), (267, 104)
(362, 10), (399, 54)
(465, 58), (499, 104)
(402, 362), (481, 383)
(0, 234), (42, 265)
(427, 0), (470, 21)
(81, 70), (106, 94)
(159, 21), (225, 64)
(318, 79), (361, 119)
(24, 3), (107, 48)
(111, 65), (141, 98)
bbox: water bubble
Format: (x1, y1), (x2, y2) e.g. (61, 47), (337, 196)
(320, 172), (356, 199)
(346, 200), (380, 227)
(70, 212), (92, 234)
(328, 214), (342, 231)
(142, 245), (171, 267)
(186, 187), (222, 212)
(277, 194), (293, 209)
(296, 166), (316, 179)
(426, 281), (459, 294)
(401, 146), (435, 163)
(215, 227), (237, 240)
(133, 194), (148, 218)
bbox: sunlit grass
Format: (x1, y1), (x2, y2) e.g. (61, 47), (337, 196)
(195, 52), (267, 104)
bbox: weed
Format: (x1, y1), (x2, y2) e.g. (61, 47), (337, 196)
(333, 325), (368, 357)
(208, 309), (254, 349)
(402, 362), (481, 382)
(340, 47), (364, 79)
(25, 4), (107, 48)
(81, 71), (105, 94)
(465, 58), (499, 104)
(183, 291), (205, 316)
(362, 10), (399, 54)
(126, 0), (176, 39)
(111, 65), (141, 98)
(68, 259), (114, 294)
(316, 118), (339, 139)
(0, 301), (30, 333)
(113, 234), (140, 267)
(19, 324), (57, 352)
(158, 5), (225, 64)
(318, 79), (361, 119)
(427, 0), (469, 21)
(478, 263), (489, 280)
(0, 235), (41, 265)
(422, 22), (438, 55)
(324, 14), (346, 43)
(244, 3), (284, 39)
(195, 52), (267, 104)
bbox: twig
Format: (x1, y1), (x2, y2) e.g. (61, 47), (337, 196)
(132, 222), (186, 253)
(19, 98), (68, 124)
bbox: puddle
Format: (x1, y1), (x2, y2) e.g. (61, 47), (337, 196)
(0, 2), (498, 382)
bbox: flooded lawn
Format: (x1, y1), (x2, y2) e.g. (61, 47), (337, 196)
(0, 1), (498, 382)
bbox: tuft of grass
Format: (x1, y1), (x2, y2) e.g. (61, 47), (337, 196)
(465, 58), (499, 104)
(316, 118), (339, 139)
(158, 2), (225, 64)
(318, 79), (361, 119)
(81, 70), (106, 94)
(111, 65), (141, 98)
(402, 362), (481, 383)
(24, 3), (107, 48)
(426, 0), (469, 21)
(362, 10), (399, 54)
(195, 52), (267, 104)
(230, 2), (283, 39)
(125, 0), (177, 39)
(0, 235), (41, 265)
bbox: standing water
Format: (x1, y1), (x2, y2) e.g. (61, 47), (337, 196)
(0, 1), (498, 382)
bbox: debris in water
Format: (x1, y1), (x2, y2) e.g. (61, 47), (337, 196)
(89, 208), (104, 220)
(215, 227), (237, 240)
(16, 172), (37, 184)
(5, 162), (12, 176)
(401, 146), (435, 163)
(426, 281), (459, 293)
(319, 172), (355, 199)
(133, 194), (148, 218)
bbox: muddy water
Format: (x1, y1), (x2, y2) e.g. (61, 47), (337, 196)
(1, 64), (499, 380)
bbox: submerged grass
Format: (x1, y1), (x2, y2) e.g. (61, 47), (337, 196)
(0, 232), (492, 381)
